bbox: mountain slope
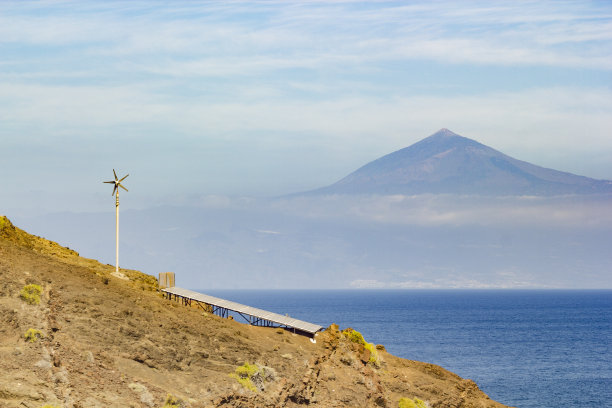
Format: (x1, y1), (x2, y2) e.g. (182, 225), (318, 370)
(310, 129), (612, 196)
(0, 216), (509, 407)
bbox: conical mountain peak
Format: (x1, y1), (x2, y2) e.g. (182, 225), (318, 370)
(306, 129), (612, 196)
(432, 128), (459, 137)
(419, 128), (482, 148)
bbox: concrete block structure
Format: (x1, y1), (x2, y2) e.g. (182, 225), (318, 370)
(158, 272), (175, 289)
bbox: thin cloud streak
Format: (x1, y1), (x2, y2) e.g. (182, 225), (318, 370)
(1, 1), (610, 70)
(2, 81), (609, 145)
(167, 193), (612, 229)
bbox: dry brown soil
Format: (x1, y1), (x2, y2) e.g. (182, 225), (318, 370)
(0, 216), (511, 408)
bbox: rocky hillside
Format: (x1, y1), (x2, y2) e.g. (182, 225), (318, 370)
(0, 215), (510, 408)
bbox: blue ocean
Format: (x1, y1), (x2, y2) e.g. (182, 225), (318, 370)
(203, 289), (612, 408)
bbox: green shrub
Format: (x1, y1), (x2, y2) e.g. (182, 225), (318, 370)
(342, 328), (366, 345)
(364, 342), (380, 367)
(20, 284), (42, 305)
(24, 328), (43, 343)
(235, 362), (259, 378)
(343, 328), (380, 367)
(229, 362), (259, 392)
(161, 394), (183, 407)
(398, 397), (428, 408)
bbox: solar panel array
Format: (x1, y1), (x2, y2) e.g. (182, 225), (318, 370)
(162, 286), (324, 335)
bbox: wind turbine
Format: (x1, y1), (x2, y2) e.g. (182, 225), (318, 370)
(103, 169), (129, 274)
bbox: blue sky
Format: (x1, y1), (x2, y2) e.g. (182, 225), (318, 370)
(1, 0), (611, 215)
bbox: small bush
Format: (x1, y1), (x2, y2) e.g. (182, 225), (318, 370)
(236, 362), (258, 377)
(398, 397), (428, 408)
(24, 328), (43, 343)
(343, 328), (381, 367)
(364, 342), (380, 367)
(20, 284), (42, 305)
(229, 362), (260, 392)
(161, 394), (183, 407)
(342, 328), (366, 345)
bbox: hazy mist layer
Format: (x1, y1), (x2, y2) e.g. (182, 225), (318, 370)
(13, 193), (612, 289)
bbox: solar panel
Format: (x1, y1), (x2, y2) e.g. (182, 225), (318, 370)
(161, 287), (324, 335)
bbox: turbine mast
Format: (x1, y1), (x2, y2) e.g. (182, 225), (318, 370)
(103, 169), (129, 274)
(116, 189), (119, 274)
